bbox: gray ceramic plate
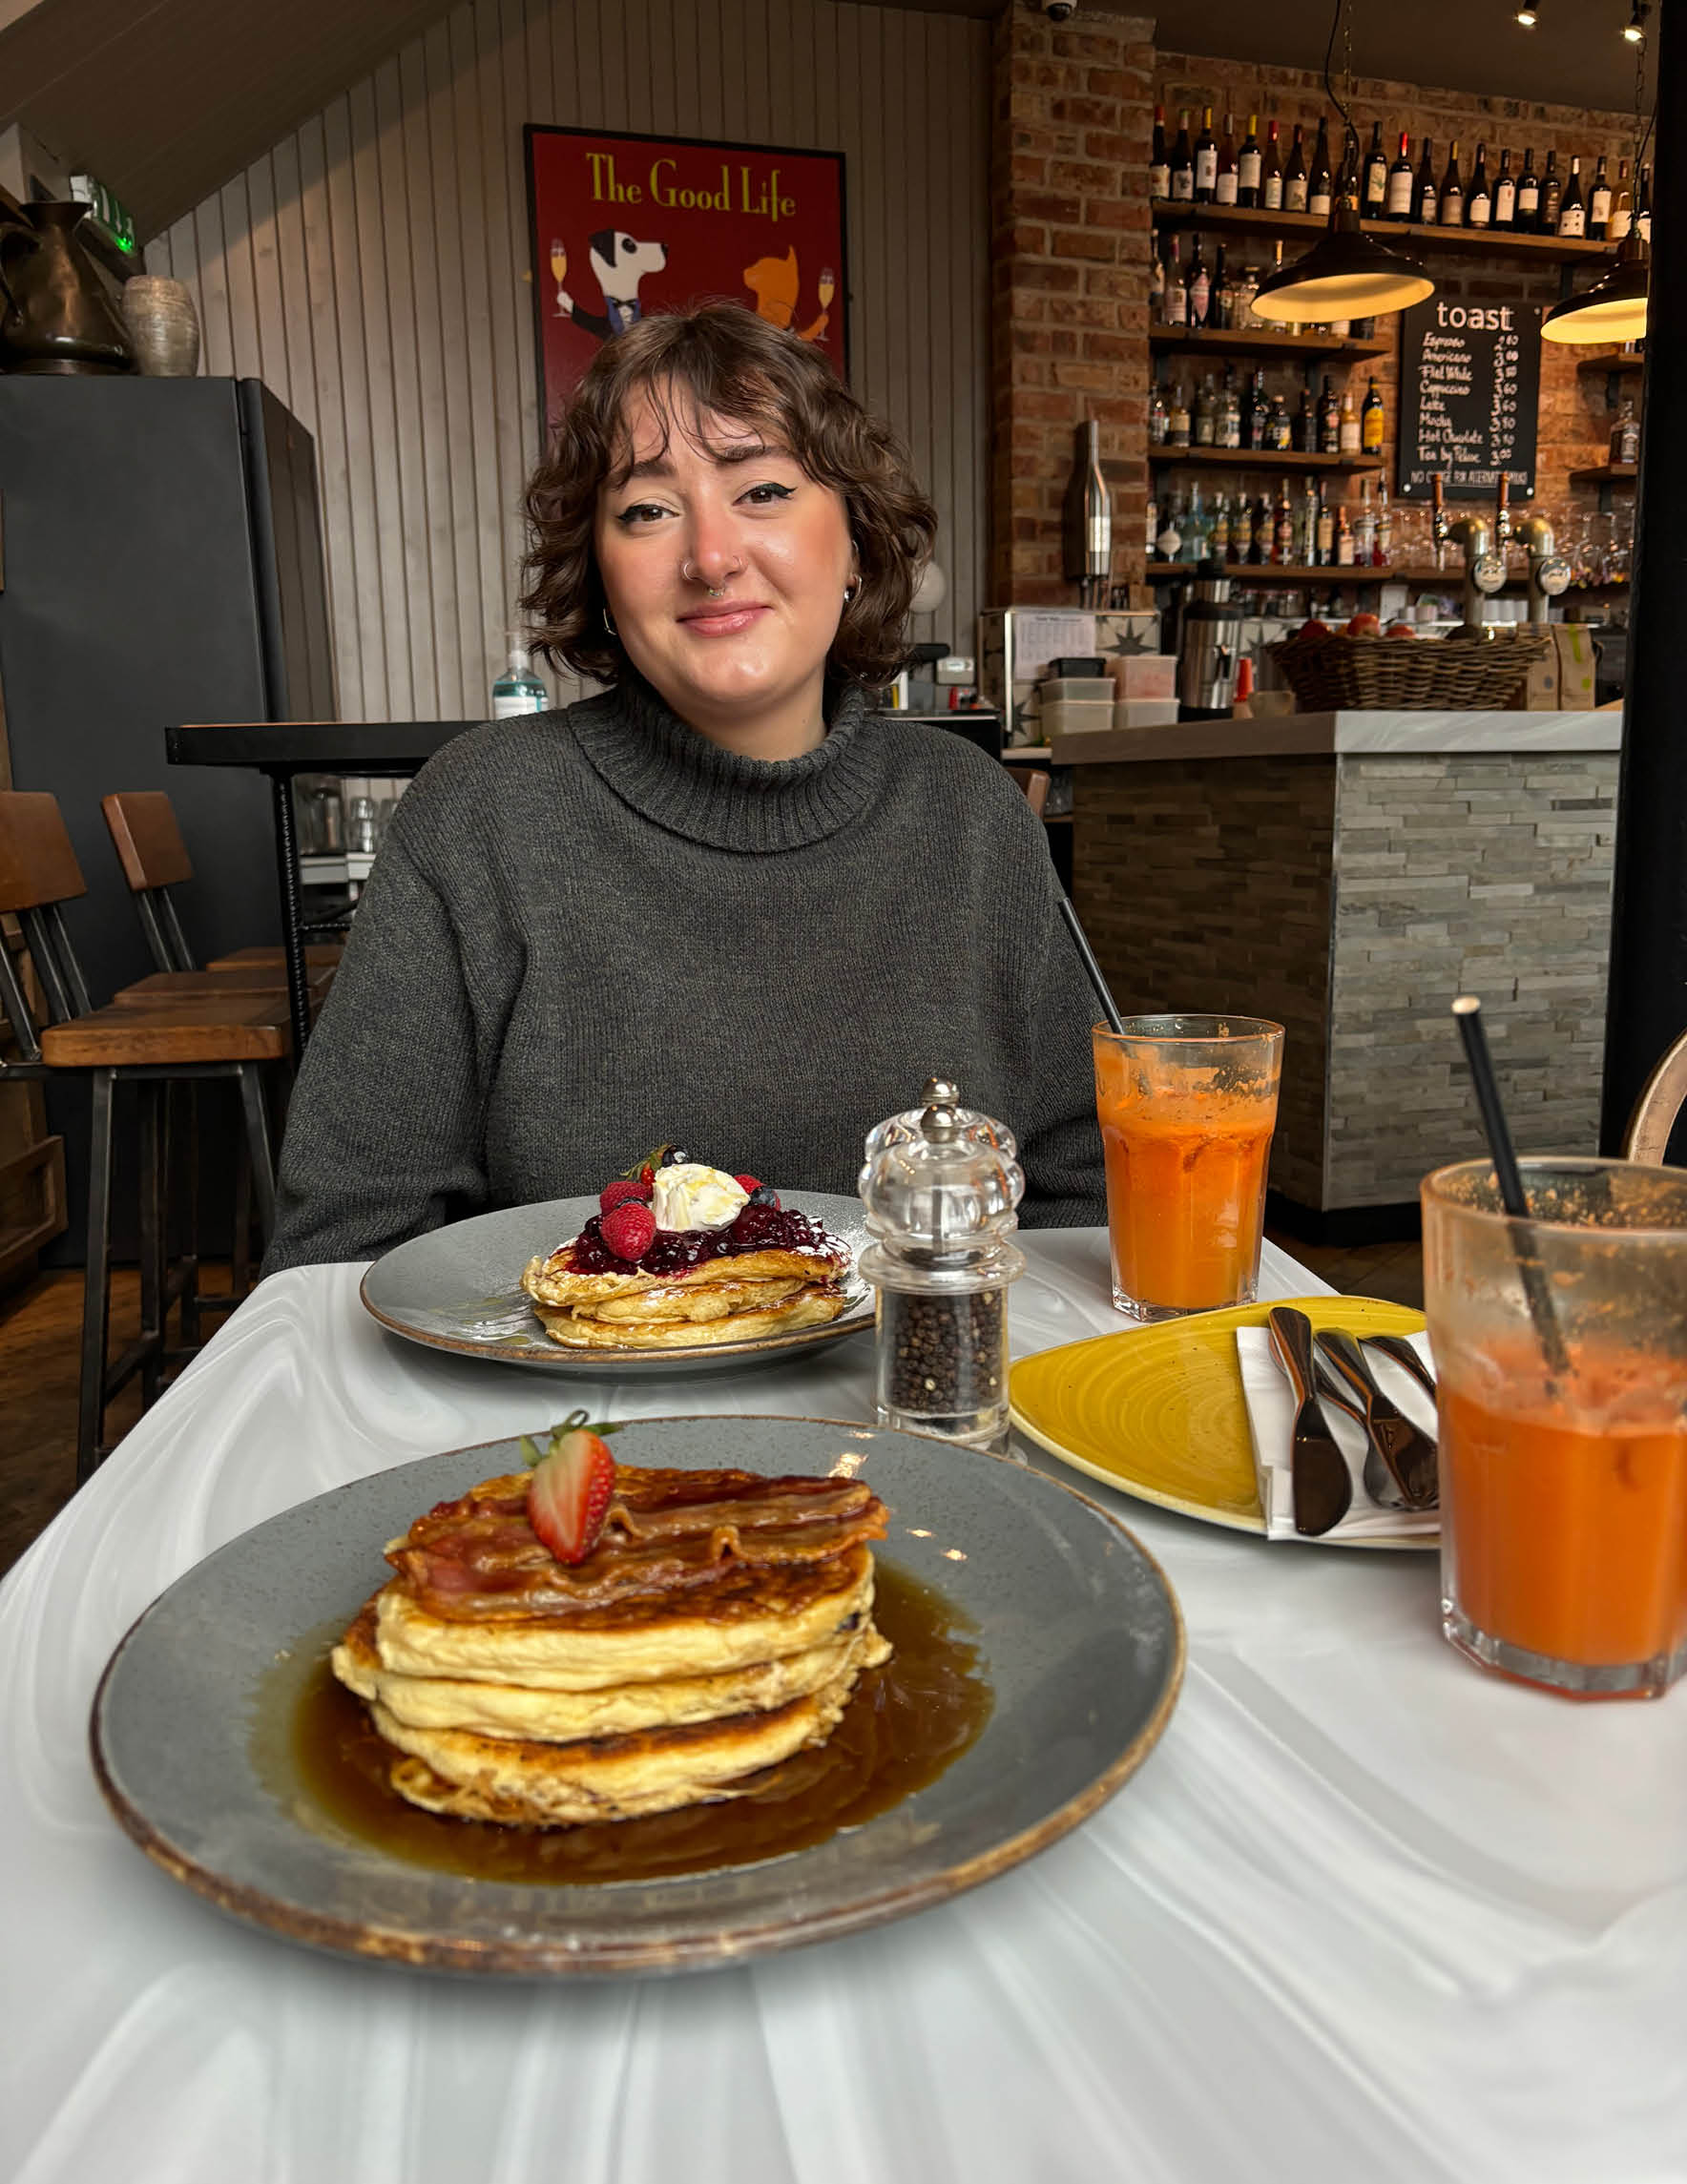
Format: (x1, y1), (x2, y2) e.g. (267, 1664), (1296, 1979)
(359, 1191), (873, 1375)
(91, 1417), (1185, 1978)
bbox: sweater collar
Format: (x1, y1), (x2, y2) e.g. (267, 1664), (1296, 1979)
(567, 672), (882, 852)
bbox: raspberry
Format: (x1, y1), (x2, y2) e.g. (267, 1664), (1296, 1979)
(600, 1177), (653, 1215)
(600, 1201), (656, 1262)
(734, 1174), (761, 1194)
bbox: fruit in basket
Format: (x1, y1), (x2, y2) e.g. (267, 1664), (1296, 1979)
(1384, 620), (1418, 639)
(1343, 613), (1382, 637)
(1296, 618), (1333, 641)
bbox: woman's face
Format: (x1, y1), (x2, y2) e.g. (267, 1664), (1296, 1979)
(594, 387), (855, 741)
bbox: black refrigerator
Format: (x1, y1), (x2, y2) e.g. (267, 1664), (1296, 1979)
(0, 376), (336, 1263)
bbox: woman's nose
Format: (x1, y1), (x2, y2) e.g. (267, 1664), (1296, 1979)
(681, 510), (744, 584)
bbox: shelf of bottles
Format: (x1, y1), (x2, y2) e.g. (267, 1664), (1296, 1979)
(1147, 447), (1383, 474)
(1569, 463), (1637, 485)
(1150, 103), (1647, 260)
(1142, 561), (1629, 591)
(1574, 352), (1645, 381)
(1148, 326), (1391, 362)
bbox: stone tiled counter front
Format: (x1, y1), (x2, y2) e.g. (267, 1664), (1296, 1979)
(1053, 711), (1620, 1217)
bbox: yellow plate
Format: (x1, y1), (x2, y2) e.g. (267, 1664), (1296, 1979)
(1010, 1296), (1431, 1542)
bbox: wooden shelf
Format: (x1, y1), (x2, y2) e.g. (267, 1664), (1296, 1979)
(1146, 562), (1396, 586)
(1576, 353), (1645, 381)
(1151, 199), (1612, 260)
(1144, 447), (1385, 474)
(1569, 463), (1637, 484)
(1148, 325), (1391, 361)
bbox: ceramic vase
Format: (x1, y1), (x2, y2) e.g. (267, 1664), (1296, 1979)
(120, 276), (200, 377)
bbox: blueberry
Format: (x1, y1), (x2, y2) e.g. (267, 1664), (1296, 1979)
(749, 1184), (781, 1207)
(661, 1145), (690, 1168)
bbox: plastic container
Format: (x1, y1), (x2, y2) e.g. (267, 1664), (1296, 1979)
(858, 1078), (1026, 1448)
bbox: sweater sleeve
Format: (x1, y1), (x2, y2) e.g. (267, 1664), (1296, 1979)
(260, 829), (491, 1271)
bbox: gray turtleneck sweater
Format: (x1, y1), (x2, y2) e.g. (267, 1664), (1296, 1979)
(263, 676), (1105, 1270)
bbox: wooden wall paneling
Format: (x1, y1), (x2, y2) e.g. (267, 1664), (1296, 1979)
(267, 137), (321, 439)
(597, 0), (631, 136)
(400, 28), (464, 713)
(191, 190), (236, 380)
(243, 156), (295, 406)
(295, 111), (363, 719)
(444, 4), (505, 702)
(421, 15), (479, 706)
(345, 73), (412, 720)
(370, 54), (436, 718)
(567, 0), (602, 136)
(471, 0), (531, 689)
(322, 91), (389, 723)
(216, 177), (263, 381)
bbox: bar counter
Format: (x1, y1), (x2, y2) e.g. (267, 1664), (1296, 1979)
(1055, 710), (1618, 1221)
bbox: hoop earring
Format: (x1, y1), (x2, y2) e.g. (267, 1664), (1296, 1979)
(602, 608), (617, 636)
(843, 585), (857, 605)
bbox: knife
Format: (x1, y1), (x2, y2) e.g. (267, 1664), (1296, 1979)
(1314, 1330), (1439, 1509)
(1265, 1306), (1353, 1537)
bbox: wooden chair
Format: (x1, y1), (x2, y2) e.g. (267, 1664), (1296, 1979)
(1622, 1030), (1687, 1163)
(1017, 766), (1052, 819)
(0, 792), (288, 1482)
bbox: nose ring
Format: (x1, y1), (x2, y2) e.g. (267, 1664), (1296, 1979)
(682, 557), (739, 599)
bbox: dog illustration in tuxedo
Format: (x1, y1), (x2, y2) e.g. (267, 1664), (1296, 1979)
(555, 229), (669, 342)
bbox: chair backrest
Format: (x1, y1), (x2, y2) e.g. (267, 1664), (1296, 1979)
(100, 792), (198, 971)
(0, 792), (94, 1057)
(1622, 1029), (1687, 1164)
(1018, 766), (1051, 820)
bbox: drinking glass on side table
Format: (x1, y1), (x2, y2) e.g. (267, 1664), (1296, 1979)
(1423, 1157), (1687, 1699)
(1092, 1015), (1283, 1321)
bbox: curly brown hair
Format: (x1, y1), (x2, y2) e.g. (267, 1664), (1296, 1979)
(520, 303), (937, 689)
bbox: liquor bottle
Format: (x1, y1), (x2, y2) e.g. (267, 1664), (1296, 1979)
(1168, 381), (1192, 448)
(1516, 147), (1541, 229)
(1468, 143), (1492, 228)
(1539, 150), (1562, 234)
(491, 638), (549, 717)
(1261, 120), (1284, 210)
(1364, 122), (1389, 216)
(1493, 148), (1517, 228)
(1355, 478), (1378, 562)
(1171, 112), (1196, 201)
(1149, 232), (1165, 318)
(1308, 117), (1334, 220)
(1637, 163), (1653, 241)
(1145, 494), (1159, 559)
(1315, 487), (1335, 567)
(1162, 234), (1186, 324)
(1247, 368), (1269, 451)
(1231, 260), (1260, 328)
(1558, 156), (1585, 238)
(1210, 491), (1230, 561)
(1335, 505), (1356, 566)
(1413, 136), (1438, 225)
(1589, 153), (1613, 240)
(1293, 385), (1316, 453)
(1612, 398), (1640, 466)
(1374, 481), (1393, 566)
(1223, 369), (1242, 448)
(1208, 242), (1229, 330)
(1610, 159), (1634, 240)
(1238, 114), (1263, 207)
(1318, 375), (1340, 456)
(1272, 481), (1295, 567)
(1150, 105), (1171, 198)
(1195, 107), (1218, 202)
(1439, 141), (1464, 226)
(1386, 132), (1414, 219)
(1249, 494), (1269, 565)
(1284, 122), (1309, 214)
(1216, 114), (1239, 205)
(1362, 375), (1385, 452)
(1193, 372), (1218, 447)
(1268, 395), (1292, 451)
(1156, 496), (1183, 563)
(1182, 483), (1209, 564)
(1338, 387), (1362, 453)
(1185, 233), (1210, 328)
(1060, 418), (1113, 595)
(1148, 386), (1169, 446)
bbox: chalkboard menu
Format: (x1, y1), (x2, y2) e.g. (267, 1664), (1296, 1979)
(1396, 296), (1542, 501)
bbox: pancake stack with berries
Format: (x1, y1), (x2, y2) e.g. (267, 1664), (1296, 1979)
(520, 1148), (852, 1349)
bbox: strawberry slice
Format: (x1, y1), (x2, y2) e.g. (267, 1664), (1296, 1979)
(521, 1411), (621, 1565)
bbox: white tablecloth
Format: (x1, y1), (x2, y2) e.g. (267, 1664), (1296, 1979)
(3, 1232), (1683, 2184)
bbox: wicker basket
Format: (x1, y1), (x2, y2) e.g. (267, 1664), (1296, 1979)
(1265, 630), (1551, 712)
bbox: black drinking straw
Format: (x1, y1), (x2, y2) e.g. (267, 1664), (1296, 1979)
(1451, 995), (1571, 1379)
(1060, 897), (1125, 1034)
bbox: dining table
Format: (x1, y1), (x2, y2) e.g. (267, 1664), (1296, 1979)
(3, 1224), (1682, 2184)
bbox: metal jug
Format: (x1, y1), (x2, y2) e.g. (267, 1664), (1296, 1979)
(0, 202), (135, 375)
(1177, 567), (1245, 717)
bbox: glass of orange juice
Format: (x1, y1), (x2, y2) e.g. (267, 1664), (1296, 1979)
(1092, 1015), (1283, 1321)
(1423, 1157), (1687, 1700)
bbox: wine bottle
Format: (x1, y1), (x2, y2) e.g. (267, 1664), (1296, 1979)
(1060, 419), (1113, 597)
(1261, 120), (1284, 211)
(1364, 122), (1389, 216)
(1272, 481), (1294, 568)
(1171, 112), (1195, 201)
(1362, 375), (1385, 452)
(1589, 153), (1613, 240)
(1150, 105), (1170, 198)
(1309, 117), (1334, 220)
(1516, 147), (1541, 229)
(1168, 382), (1192, 448)
(1338, 388), (1362, 454)
(1468, 143), (1492, 227)
(1193, 373), (1217, 447)
(1539, 149), (1562, 234)
(1216, 114), (1239, 205)
(1413, 136), (1438, 225)
(1162, 234), (1186, 324)
(1293, 386), (1316, 453)
(1208, 241), (1229, 331)
(1195, 106), (1218, 202)
(1247, 367), (1269, 451)
(1610, 158), (1634, 240)
(1185, 232), (1210, 328)
(1637, 162), (1653, 241)
(1238, 114), (1262, 207)
(1284, 122), (1309, 214)
(1149, 231), (1166, 319)
(1315, 485), (1334, 566)
(1558, 155), (1585, 238)
(1318, 374), (1340, 456)
(1439, 140), (1464, 226)
(1493, 148), (1517, 229)
(1386, 131), (1414, 219)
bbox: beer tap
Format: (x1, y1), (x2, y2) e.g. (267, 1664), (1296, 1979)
(1494, 474), (1513, 559)
(1431, 472), (1449, 572)
(1446, 510), (1508, 634)
(1516, 512), (1572, 623)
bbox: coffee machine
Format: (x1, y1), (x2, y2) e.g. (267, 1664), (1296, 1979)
(1177, 565), (1246, 718)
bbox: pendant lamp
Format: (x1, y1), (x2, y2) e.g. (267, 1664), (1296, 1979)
(1541, 230), (1651, 343)
(1251, 198), (1435, 324)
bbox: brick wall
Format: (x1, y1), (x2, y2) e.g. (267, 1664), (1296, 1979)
(990, 21), (1641, 604)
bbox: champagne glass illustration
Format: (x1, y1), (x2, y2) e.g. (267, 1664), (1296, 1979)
(551, 238), (572, 318)
(817, 267), (836, 313)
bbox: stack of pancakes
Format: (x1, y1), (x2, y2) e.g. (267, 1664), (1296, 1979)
(331, 1462), (891, 1826)
(521, 1234), (851, 1350)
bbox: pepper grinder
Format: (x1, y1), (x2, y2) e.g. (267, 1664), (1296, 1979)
(857, 1077), (1026, 1448)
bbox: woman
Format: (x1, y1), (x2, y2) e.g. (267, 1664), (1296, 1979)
(264, 304), (1103, 1269)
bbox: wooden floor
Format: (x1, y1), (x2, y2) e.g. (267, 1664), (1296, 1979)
(0, 1229), (1424, 1580)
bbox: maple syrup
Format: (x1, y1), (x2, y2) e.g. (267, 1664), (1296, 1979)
(261, 1561), (990, 1886)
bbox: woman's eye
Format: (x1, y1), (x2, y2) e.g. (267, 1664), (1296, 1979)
(742, 482), (795, 507)
(614, 502), (671, 527)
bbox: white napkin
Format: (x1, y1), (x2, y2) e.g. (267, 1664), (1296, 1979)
(1237, 1325), (1441, 1543)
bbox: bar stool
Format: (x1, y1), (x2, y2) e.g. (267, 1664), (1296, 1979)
(0, 791), (291, 1483)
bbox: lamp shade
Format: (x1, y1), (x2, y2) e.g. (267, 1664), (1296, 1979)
(1541, 232), (1651, 343)
(1251, 202), (1435, 324)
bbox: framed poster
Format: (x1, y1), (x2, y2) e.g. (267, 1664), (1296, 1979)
(525, 125), (848, 435)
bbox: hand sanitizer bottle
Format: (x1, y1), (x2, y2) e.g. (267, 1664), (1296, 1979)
(490, 635), (549, 718)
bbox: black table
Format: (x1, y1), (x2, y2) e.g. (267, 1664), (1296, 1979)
(166, 721), (477, 1053)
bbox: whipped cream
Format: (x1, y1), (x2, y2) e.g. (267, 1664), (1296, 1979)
(651, 1162), (750, 1233)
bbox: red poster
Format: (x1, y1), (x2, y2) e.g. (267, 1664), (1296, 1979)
(525, 125), (848, 434)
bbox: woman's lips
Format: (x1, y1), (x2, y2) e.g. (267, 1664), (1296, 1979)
(678, 603), (768, 637)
